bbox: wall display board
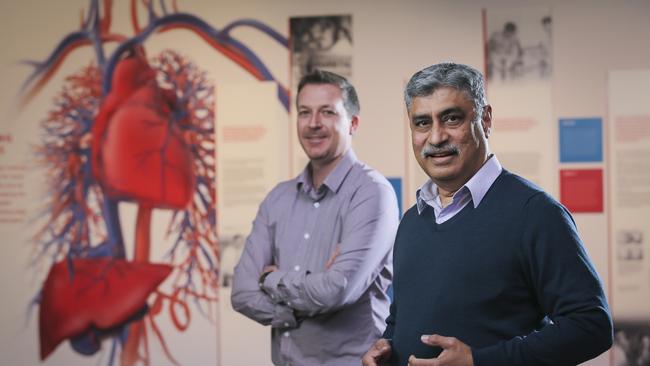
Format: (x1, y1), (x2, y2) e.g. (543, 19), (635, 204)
(217, 82), (289, 366)
(559, 168), (604, 213)
(608, 69), (650, 366)
(558, 117), (605, 212)
(559, 117), (604, 163)
(483, 5), (555, 195)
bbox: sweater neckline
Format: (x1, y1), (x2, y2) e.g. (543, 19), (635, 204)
(424, 199), (475, 231)
(422, 170), (509, 231)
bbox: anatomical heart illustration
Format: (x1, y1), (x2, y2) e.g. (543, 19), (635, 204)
(17, 0), (289, 364)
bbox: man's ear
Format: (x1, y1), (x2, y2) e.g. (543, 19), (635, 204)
(349, 115), (359, 135)
(481, 105), (492, 138)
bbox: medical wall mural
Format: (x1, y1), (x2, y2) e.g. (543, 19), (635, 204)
(1, 0), (289, 364)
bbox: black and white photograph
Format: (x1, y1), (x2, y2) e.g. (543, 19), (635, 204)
(290, 15), (353, 86)
(486, 11), (552, 82)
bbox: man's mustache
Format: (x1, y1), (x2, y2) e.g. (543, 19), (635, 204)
(421, 144), (459, 159)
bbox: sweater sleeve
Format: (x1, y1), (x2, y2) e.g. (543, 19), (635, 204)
(472, 193), (613, 365)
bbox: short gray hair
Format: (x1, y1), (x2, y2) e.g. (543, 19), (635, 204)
(404, 62), (487, 112)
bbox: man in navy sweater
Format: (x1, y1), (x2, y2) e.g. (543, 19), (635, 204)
(362, 62), (613, 366)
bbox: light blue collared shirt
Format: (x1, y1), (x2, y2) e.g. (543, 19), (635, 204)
(416, 155), (503, 223)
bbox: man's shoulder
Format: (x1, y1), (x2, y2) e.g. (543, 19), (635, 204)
(400, 204), (420, 220)
(262, 177), (299, 205)
(495, 170), (546, 198)
(348, 160), (392, 189)
(333, 161), (398, 209)
(496, 170), (566, 213)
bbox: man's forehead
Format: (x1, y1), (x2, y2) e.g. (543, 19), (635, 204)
(298, 101), (339, 109)
(297, 85), (345, 107)
(298, 83), (342, 95)
(411, 88), (472, 111)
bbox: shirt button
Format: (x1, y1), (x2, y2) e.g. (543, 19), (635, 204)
(283, 322), (290, 327)
(314, 202), (320, 208)
(294, 265), (300, 271)
(304, 233), (310, 239)
(283, 331), (290, 338)
(287, 301), (292, 306)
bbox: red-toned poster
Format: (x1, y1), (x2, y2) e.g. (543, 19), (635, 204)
(559, 169), (604, 213)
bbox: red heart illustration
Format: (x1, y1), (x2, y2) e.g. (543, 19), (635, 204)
(92, 55), (195, 209)
(39, 258), (173, 360)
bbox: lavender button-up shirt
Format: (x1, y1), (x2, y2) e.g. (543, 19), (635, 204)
(417, 155), (503, 223)
(232, 149), (399, 366)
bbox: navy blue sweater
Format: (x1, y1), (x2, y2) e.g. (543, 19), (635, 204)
(384, 170), (612, 366)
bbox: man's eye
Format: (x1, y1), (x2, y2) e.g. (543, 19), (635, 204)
(298, 110), (310, 116)
(414, 119), (430, 127)
(322, 110), (336, 116)
(444, 115), (463, 124)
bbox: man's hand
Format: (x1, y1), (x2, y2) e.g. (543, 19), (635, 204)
(407, 334), (473, 366)
(263, 265), (278, 274)
(325, 244), (341, 269)
(258, 265), (277, 289)
(362, 338), (392, 366)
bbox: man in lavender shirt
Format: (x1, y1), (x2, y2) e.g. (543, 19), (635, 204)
(232, 70), (399, 366)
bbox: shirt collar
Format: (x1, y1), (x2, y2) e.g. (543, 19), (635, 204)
(297, 149), (357, 196)
(416, 155), (503, 214)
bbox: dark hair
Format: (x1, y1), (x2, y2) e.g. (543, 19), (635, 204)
(504, 22), (517, 33)
(297, 69), (360, 116)
(404, 62), (487, 112)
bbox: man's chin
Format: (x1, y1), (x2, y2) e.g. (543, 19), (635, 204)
(424, 166), (460, 182)
(305, 150), (326, 161)
(418, 157), (455, 171)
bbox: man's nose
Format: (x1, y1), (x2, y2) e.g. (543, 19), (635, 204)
(427, 122), (448, 146)
(308, 113), (322, 128)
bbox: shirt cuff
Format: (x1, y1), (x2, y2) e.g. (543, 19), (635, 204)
(261, 269), (286, 302)
(270, 304), (298, 329)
